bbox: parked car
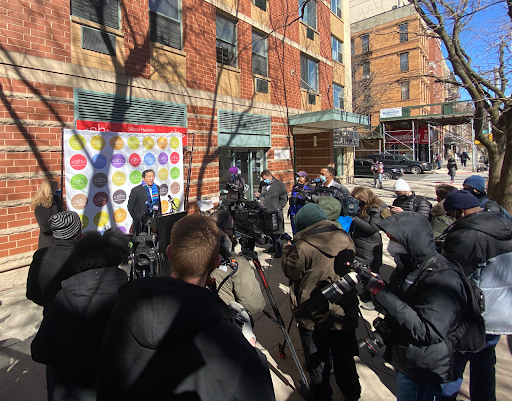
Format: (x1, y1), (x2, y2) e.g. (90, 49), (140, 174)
(354, 159), (404, 180)
(367, 153), (432, 174)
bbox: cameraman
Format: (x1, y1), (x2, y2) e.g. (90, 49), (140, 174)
(127, 169), (161, 235)
(289, 171), (313, 234)
(225, 166), (246, 201)
(282, 203), (361, 401)
(360, 212), (467, 400)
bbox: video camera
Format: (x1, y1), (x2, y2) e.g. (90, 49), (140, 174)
(128, 220), (163, 279)
(314, 186), (361, 217)
(289, 187), (315, 208)
(221, 200), (279, 241)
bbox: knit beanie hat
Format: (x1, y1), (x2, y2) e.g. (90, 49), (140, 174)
(317, 196), (341, 221)
(294, 203), (327, 233)
(228, 166), (240, 174)
(463, 175), (486, 192)
(443, 190), (481, 211)
(394, 178), (411, 192)
(49, 211), (82, 240)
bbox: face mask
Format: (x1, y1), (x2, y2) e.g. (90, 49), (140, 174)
(320, 175), (327, 183)
(387, 240), (408, 258)
(230, 174), (236, 178)
(296, 183), (305, 188)
(396, 194), (408, 200)
(264, 179), (271, 185)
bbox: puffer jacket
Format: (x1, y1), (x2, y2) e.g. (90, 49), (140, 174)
(442, 211), (512, 334)
(350, 204), (386, 270)
(447, 157), (457, 175)
(375, 212), (466, 383)
(392, 192), (431, 219)
(282, 220), (358, 331)
(430, 200), (453, 239)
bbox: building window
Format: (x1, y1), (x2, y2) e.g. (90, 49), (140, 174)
(361, 34), (369, 52)
(401, 81), (409, 100)
(299, 0), (317, 29)
(332, 36), (343, 64)
(254, 0), (266, 11)
(252, 30), (268, 77)
(351, 39), (354, 55)
(216, 13), (237, 67)
(399, 23), (408, 42)
(71, 0), (119, 29)
(363, 61), (370, 79)
(300, 54), (318, 92)
(400, 52), (409, 71)
(330, 0), (342, 18)
(333, 83), (344, 109)
(149, 0), (182, 50)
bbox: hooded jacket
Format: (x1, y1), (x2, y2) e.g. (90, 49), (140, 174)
(31, 267), (128, 401)
(392, 192), (431, 219)
(317, 196), (343, 230)
(430, 200), (453, 239)
(441, 211), (512, 334)
(374, 212), (466, 383)
(96, 277), (275, 401)
(282, 217), (357, 331)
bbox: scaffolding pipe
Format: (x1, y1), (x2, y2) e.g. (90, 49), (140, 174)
(428, 123), (432, 163)
(382, 123), (386, 153)
(412, 120), (416, 160)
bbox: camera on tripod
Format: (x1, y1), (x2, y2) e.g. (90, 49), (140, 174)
(128, 220), (163, 279)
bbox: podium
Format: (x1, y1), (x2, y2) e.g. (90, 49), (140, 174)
(150, 211), (187, 274)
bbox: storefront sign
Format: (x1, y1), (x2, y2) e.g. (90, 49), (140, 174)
(333, 130), (359, 147)
(380, 107), (402, 119)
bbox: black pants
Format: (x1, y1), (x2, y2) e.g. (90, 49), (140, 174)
(299, 327), (361, 401)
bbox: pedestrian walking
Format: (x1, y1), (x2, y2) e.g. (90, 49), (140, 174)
(435, 153), (442, 170)
(447, 153), (457, 184)
(459, 151), (470, 169)
(371, 158), (384, 189)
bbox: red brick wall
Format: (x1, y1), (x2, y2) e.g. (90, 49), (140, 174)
(295, 132), (333, 177)
(123, 0), (151, 78)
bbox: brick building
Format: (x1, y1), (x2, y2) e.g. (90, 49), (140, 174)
(0, 0), (368, 284)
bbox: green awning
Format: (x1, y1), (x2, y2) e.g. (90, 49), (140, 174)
(288, 109), (370, 134)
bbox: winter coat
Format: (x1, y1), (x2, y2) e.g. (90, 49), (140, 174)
(476, 192), (502, 213)
(225, 175), (246, 201)
(317, 196), (343, 230)
(127, 184), (161, 234)
(375, 212), (466, 383)
(282, 220), (358, 331)
(96, 277), (275, 401)
(460, 152), (469, 162)
(441, 211), (512, 335)
(392, 192), (431, 219)
(447, 157), (457, 175)
(430, 200), (453, 239)
(260, 177), (287, 234)
(289, 183), (313, 216)
(31, 267), (128, 401)
(34, 194), (62, 249)
(26, 239), (76, 315)
(350, 204), (386, 270)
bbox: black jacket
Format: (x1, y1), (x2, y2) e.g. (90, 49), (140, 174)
(127, 184), (161, 234)
(260, 177), (287, 234)
(34, 195), (62, 249)
(350, 205), (386, 270)
(375, 212), (466, 383)
(26, 239), (76, 315)
(392, 192), (431, 219)
(447, 157), (457, 174)
(31, 267), (128, 401)
(96, 277), (275, 401)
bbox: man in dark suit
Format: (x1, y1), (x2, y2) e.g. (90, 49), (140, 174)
(128, 169), (161, 235)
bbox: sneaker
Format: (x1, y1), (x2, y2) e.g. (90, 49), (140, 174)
(360, 300), (376, 311)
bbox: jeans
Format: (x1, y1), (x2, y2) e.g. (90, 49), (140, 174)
(437, 161), (442, 169)
(290, 214), (297, 235)
(373, 173), (382, 187)
(396, 371), (442, 401)
(440, 334), (500, 401)
(299, 327), (361, 401)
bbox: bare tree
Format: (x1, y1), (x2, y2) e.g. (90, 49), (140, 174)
(410, 0), (512, 211)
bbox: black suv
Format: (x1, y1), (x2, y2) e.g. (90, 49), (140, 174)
(354, 159), (404, 180)
(367, 154), (432, 174)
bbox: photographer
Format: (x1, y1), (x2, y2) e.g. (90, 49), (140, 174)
(289, 171), (313, 234)
(127, 169), (161, 235)
(96, 215), (275, 401)
(225, 166), (246, 201)
(282, 203), (361, 401)
(360, 212), (467, 400)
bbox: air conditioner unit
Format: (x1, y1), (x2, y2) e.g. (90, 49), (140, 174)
(255, 78), (269, 94)
(308, 93), (316, 105)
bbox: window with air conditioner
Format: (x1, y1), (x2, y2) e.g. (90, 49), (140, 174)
(400, 52), (409, 72)
(332, 36), (343, 64)
(299, 0), (316, 29)
(399, 23), (408, 42)
(149, 0), (182, 50)
(333, 83), (344, 110)
(252, 30), (268, 77)
(300, 53), (318, 92)
(361, 34), (369, 52)
(401, 81), (410, 100)
(330, 0), (342, 18)
(216, 13), (237, 67)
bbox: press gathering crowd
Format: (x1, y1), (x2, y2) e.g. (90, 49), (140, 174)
(25, 159), (512, 401)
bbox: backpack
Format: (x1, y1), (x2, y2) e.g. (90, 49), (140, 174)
(481, 198), (512, 221)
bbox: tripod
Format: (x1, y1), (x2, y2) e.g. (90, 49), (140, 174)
(252, 254), (310, 398)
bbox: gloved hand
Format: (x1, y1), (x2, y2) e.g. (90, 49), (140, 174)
(357, 265), (385, 295)
(229, 301), (256, 347)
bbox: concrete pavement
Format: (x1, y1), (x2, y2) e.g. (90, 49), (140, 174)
(1, 171), (511, 401)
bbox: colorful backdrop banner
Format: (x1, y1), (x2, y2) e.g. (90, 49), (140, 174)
(63, 129), (185, 233)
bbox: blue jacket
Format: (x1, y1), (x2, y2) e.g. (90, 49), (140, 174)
(289, 184), (312, 216)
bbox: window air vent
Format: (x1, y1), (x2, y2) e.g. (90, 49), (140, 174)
(82, 26), (116, 56)
(308, 93), (316, 105)
(255, 78), (269, 94)
(307, 27), (315, 40)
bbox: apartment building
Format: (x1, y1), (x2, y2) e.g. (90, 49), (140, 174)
(0, 0), (366, 278)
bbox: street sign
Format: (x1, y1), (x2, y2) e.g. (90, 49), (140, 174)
(380, 107), (402, 119)
(333, 130), (359, 147)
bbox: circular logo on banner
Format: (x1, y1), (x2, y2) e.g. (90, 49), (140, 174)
(128, 136), (140, 150)
(117, 226), (127, 233)
(130, 170), (142, 184)
(112, 189), (127, 205)
(158, 153), (168, 165)
(110, 136), (124, 150)
(170, 167), (180, 179)
(143, 137), (154, 150)
(79, 214), (89, 230)
(112, 172), (126, 186)
(69, 134), (86, 151)
(91, 154), (107, 169)
(92, 173), (108, 188)
(111, 154), (126, 168)
(170, 152), (180, 164)
(129, 153), (141, 167)
(157, 137), (168, 149)
(114, 209), (128, 223)
(144, 153), (156, 166)
(173, 198), (181, 210)
(71, 194), (88, 210)
(94, 211), (109, 227)
(158, 168), (168, 181)
(70, 154), (87, 170)
(171, 182), (180, 194)
(70, 174), (88, 190)
(91, 135), (106, 151)
(161, 200), (169, 213)
(170, 137), (179, 149)
(159, 184), (168, 196)
(93, 192), (109, 207)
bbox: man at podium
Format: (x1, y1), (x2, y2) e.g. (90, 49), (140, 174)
(128, 169), (161, 235)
